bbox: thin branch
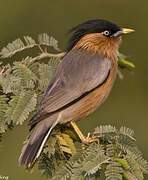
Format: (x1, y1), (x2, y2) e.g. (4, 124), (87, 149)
(0, 67), (5, 75)
(31, 52), (65, 61)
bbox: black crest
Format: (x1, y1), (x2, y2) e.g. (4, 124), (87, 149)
(67, 19), (121, 51)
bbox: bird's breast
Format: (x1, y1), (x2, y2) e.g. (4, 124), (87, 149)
(60, 59), (117, 124)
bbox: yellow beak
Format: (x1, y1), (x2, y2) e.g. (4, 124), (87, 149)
(122, 28), (135, 34)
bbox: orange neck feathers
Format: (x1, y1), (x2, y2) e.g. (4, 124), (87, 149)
(74, 33), (121, 60)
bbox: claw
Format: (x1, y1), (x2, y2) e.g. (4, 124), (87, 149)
(81, 133), (99, 144)
(70, 122), (99, 144)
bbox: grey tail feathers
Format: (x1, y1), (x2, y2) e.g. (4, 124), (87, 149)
(18, 113), (60, 168)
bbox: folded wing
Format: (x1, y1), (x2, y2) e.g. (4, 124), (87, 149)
(29, 49), (111, 127)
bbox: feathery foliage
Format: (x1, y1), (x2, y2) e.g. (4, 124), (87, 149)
(0, 33), (61, 134)
(0, 34), (60, 58)
(5, 91), (37, 125)
(0, 95), (8, 133)
(37, 125), (148, 180)
(0, 34), (146, 180)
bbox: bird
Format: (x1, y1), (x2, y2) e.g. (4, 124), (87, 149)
(19, 19), (134, 168)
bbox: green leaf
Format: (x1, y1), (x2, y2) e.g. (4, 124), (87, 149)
(0, 73), (21, 94)
(119, 126), (135, 140)
(105, 162), (123, 180)
(12, 57), (39, 89)
(123, 171), (138, 180)
(5, 91), (37, 125)
(0, 95), (9, 133)
(0, 36), (36, 58)
(38, 152), (55, 178)
(38, 63), (53, 91)
(46, 136), (57, 158)
(57, 133), (76, 155)
(118, 59), (135, 69)
(125, 154), (144, 180)
(114, 158), (130, 170)
(94, 125), (117, 134)
(126, 150), (148, 174)
(38, 33), (60, 51)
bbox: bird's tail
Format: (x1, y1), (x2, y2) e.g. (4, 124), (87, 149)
(18, 113), (59, 168)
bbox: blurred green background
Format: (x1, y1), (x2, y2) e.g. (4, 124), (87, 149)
(0, 0), (148, 179)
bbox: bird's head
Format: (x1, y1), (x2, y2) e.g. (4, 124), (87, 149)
(67, 19), (134, 59)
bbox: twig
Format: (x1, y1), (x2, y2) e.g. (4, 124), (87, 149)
(31, 52), (65, 62)
(0, 67), (5, 75)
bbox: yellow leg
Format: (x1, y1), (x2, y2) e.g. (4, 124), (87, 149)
(70, 121), (97, 143)
(70, 121), (86, 142)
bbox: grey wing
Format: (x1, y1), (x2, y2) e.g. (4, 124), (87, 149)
(29, 49), (111, 126)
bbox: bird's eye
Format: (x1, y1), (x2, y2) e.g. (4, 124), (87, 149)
(102, 30), (110, 36)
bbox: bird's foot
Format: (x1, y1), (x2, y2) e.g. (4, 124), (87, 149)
(70, 121), (99, 144)
(81, 133), (99, 144)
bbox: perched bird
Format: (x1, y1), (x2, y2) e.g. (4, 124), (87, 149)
(19, 19), (134, 168)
